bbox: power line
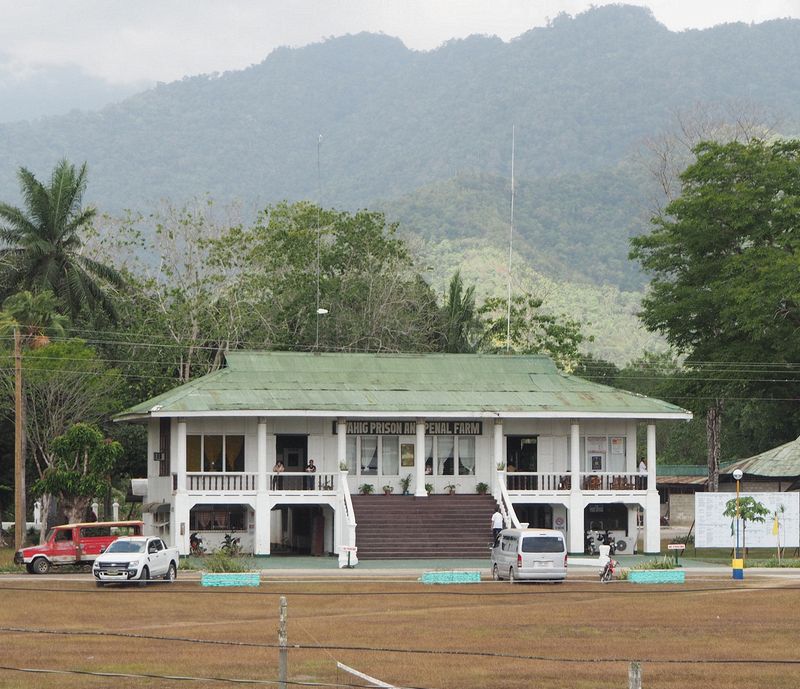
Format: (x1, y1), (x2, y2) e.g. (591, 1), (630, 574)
(1, 625), (799, 667)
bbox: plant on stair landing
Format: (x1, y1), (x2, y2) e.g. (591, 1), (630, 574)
(444, 483), (458, 495)
(425, 483), (433, 495)
(399, 474), (412, 495)
(358, 483), (374, 495)
(382, 484), (394, 495)
(476, 482), (489, 495)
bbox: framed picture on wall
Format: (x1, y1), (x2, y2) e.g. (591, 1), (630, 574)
(401, 443), (415, 467)
(591, 454), (603, 471)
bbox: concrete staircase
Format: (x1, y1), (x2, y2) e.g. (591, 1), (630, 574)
(352, 494), (497, 559)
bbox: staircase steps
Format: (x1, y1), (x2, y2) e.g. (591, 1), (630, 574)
(352, 494), (496, 559)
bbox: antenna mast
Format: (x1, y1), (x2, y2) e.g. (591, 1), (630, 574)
(315, 133), (322, 349)
(506, 125), (515, 352)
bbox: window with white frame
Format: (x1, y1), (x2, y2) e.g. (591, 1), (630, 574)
(382, 436), (399, 476)
(360, 436), (378, 475)
(458, 437), (475, 475)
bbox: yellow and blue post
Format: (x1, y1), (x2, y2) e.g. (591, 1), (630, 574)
(732, 470), (744, 580)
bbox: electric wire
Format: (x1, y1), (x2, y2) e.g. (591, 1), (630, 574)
(0, 624), (798, 666)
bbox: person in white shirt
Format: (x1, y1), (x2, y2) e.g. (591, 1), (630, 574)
(638, 459), (647, 489)
(491, 509), (504, 545)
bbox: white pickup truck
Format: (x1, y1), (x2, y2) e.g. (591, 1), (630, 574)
(92, 536), (179, 587)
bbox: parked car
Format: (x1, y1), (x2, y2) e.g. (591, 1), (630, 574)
(92, 536), (179, 587)
(14, 521), (144, 574)
(491, 528), (567, 582)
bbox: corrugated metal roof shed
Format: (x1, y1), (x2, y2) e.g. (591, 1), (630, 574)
(724, 437), (800, 477)
(118, 351), (692, 419)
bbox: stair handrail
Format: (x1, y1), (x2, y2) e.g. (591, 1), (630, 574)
(496, 475), (522, 529)
(338, 471), (357, 550)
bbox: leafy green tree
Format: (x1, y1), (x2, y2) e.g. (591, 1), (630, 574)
(235, 202), (441, 352)
(0, 337), (122, 539)
(723, 496), (771, 556)
(32, 423), (122, 525)
(0, 290), (68, 546)
(630, 139), (800, 488)
(0, 159), (124, 322)
(440, 270), (480, 352)
(479, 293), (589, 370)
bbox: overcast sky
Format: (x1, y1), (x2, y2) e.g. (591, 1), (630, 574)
(2, 0), (799, 85)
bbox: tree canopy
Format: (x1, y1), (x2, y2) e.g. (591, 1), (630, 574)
(630, 138), (800, 481)
(0, 160), (124, 323)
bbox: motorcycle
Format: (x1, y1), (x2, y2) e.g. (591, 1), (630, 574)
(599, 556), (618, 583)
(189, 532), (205, 556)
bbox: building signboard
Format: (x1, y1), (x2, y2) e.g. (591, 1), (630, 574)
(332, 420), (483, 435)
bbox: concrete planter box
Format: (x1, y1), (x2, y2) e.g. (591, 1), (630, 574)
(628, 570), (685, 584)
(201, 572), (261, 587)
(419, 570), (481, 584)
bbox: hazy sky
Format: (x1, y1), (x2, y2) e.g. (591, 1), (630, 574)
(2, 0), (799, 85)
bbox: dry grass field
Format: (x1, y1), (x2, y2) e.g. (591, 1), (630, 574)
(0, 573), (799, 689)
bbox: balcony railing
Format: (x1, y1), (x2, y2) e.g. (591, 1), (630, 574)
(187, 472), (258, 492)
(269, 471), (337, 493)
(504, 471), (646, 492)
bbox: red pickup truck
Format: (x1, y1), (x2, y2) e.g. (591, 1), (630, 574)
(14, 520), (144, 574)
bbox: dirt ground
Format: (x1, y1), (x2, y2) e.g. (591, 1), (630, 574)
(0, 575), (798, 689)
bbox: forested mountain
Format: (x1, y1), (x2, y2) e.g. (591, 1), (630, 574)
(2, 5), (798, 213)
(1, 5), (799, 363)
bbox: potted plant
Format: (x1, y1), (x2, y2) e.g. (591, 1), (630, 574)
(382, 484), (394, 495)
(496, 462), (505, 471)
(399, 474), (412, 495)
(476, 482), (489, 495)
(339, 461), (349, 472)
(444, 483), (458, 495)
(425, 483), (433, 495)
(358, 483), (374, 495)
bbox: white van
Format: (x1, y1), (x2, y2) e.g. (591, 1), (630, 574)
(491, 528), (567, 582)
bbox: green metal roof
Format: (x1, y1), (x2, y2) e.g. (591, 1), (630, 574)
(724, 437), (800, 477)
(118, 351), (692, 420)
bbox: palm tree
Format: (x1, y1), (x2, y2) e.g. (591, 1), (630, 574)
(0, 290), (68, 550)
(0, 159), (124, 322)
(441, 270), (479, 353)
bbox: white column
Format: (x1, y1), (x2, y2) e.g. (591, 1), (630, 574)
(627, 504), (639, 552)
(337, 418), (347, 470)
(644, 423), (660, 553)
(646, 423), (657, 492)
(257, 418), (267, 492)
(171, 493), (190, 553)
(569, 422), (581, 487)
(493, 419), (503, 486)
(415, 419), (426, 497)
(255, 417), (269, 555)
(176, 418), (187, 493)
(567, 421), (584, 554)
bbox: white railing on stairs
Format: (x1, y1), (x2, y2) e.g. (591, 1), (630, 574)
(337, 472), (357, 552)
(495, 475), (522, 529)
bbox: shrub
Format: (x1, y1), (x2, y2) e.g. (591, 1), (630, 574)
(358, 483), (374, 495)
(630, 556), (677, 571)
(205, 550), (251, 573)
(748, 557), (800, 568)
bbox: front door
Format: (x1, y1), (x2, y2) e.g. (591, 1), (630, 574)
(507, 436), (538, 489)
(276, 435), (308, 489)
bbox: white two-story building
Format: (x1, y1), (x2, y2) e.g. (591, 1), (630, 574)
(118, 351), (691, 556)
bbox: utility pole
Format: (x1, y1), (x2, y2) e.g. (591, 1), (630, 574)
(278, 595), (287, 689)
(14, 326), (26, 550)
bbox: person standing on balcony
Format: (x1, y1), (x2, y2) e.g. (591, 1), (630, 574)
(637, 458), (647, 490)
(272, 460), (285, 489)
(305, 459), (317, 490)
